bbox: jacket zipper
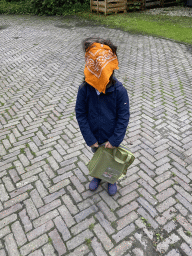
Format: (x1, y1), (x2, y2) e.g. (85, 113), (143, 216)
(98, 94), (101, 143)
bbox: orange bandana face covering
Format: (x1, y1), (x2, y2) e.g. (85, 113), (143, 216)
(84, 42), (119, 94)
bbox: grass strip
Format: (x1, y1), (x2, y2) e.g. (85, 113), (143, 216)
(77, 10), (192, 45)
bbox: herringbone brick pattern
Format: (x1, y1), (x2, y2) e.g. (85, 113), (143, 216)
(0, 14), (192, 256)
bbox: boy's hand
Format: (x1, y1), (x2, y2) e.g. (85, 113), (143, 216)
(91, 142), (99, 148)
(105, 141), (115, 149)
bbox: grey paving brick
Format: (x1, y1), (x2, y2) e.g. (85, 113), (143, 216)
(4, 192), (28, 208)
(0, 184), (9, 202)
(156, 187), (175, 202)
(155, 171), (172, 183)
(58, 204), (75, 228)
(180, 243), (192, 256)
(67, 244), (89, 256)
(74, 205), (98, 223)
(119, 181), (139, 196)
(99, 191), (119, 209)
(54, 216), (71, 241)
(67, 185), (82, 203)
(163, 221), (177, 233)
(33, 209), (59, 229)
(117, 211), (138, 230)
(112, 223), (135, 243)
(120, 173), (140, 187)
(138, 179), (156, 194)
(0, 249), (6, 256)
(91, 237), (108, 256)
(66, 229), (93, 250)
(93, 223), (113, 250)
(62, 194), (79, 215)
(30, 189), (44, 208)
(109, 240), (132, 256)
(4, 233), (20, 256)
(16, 176), (38, 188)
(35, 180), (48, 197)
(8, 169), (20, 183)
(97, 200), (117, 222)
(176, 193), (192, 213)
(42, 243), (57, 256)
(27, 220), (54, 241)
(70, 175), (85, 193)
(175, 203), (188, 216)
(71, 216), (95, 235)
(19, 209), (33, 232)
(42, 164), (55, 178)
(20, 234), (48, 256)
(48, 179), (70, 193)
(137, 207), (158, 229)
(22, 167), (43, 180)
(28, 250), (43, 256)
(118, 191), (139, 206)
(156, 233), (180, 253)
(137, 197), (158, 217)
(49, 229), (66, 256)
(11, 220), (27, 246)
(176, 214), (192, 232)
(24, 198), (39, 220)
(39, 199), (61, 216)
(95, 212), (115, 235)
(0, 226), (11, 240)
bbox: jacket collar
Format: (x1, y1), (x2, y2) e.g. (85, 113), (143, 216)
(105, 76), (116, 94)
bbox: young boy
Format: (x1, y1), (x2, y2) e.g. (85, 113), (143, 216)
(75, 37), (130, 196)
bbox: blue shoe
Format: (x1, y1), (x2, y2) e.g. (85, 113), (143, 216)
(108, 183), (117, 196)
(89, 178), (101, 191)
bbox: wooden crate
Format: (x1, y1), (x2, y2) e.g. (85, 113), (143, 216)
(90, 0), (127, 15)
(160, 0), (177, 7)
(127, 0), (144, 11)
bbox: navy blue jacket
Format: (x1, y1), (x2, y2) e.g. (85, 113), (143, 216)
(75, 77), (130, 147)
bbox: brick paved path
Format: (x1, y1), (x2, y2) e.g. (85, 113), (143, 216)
(0, 14), (192, 256)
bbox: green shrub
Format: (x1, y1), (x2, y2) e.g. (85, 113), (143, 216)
(30, 0), (89, 15)
(4, 0), (26, 2)
(0, 0), (89, 15)
(0, 0), (33, 14)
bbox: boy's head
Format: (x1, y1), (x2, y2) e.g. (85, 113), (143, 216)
(82, 37), (118, 58)
(82, 37), (119, 94)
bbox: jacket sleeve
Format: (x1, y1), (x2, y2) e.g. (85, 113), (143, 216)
(108, 87), (130, 147)
(75, 84), (98, 147)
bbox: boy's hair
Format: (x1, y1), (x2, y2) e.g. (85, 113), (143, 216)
(82, 37), (118, 57)
(81, 37), (118, 86)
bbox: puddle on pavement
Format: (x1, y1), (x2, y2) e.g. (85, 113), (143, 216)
(13, 37), (22, 39)
(54, 24), (73, 29)
(0, 25), (10, 30)
(54, 14), (101, 29)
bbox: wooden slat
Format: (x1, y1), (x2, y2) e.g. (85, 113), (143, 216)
(108, 3), (127, 7)
(92, 1), (126, 7)
(107, 0), (126, 2)
(127, 0), (143, 5)
(92, 1), (105, 7)
(91, 5), (126, 13)
(127, 0), (143, 3)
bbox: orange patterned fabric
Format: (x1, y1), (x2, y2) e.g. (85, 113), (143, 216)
(84, 42), (119, 94)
